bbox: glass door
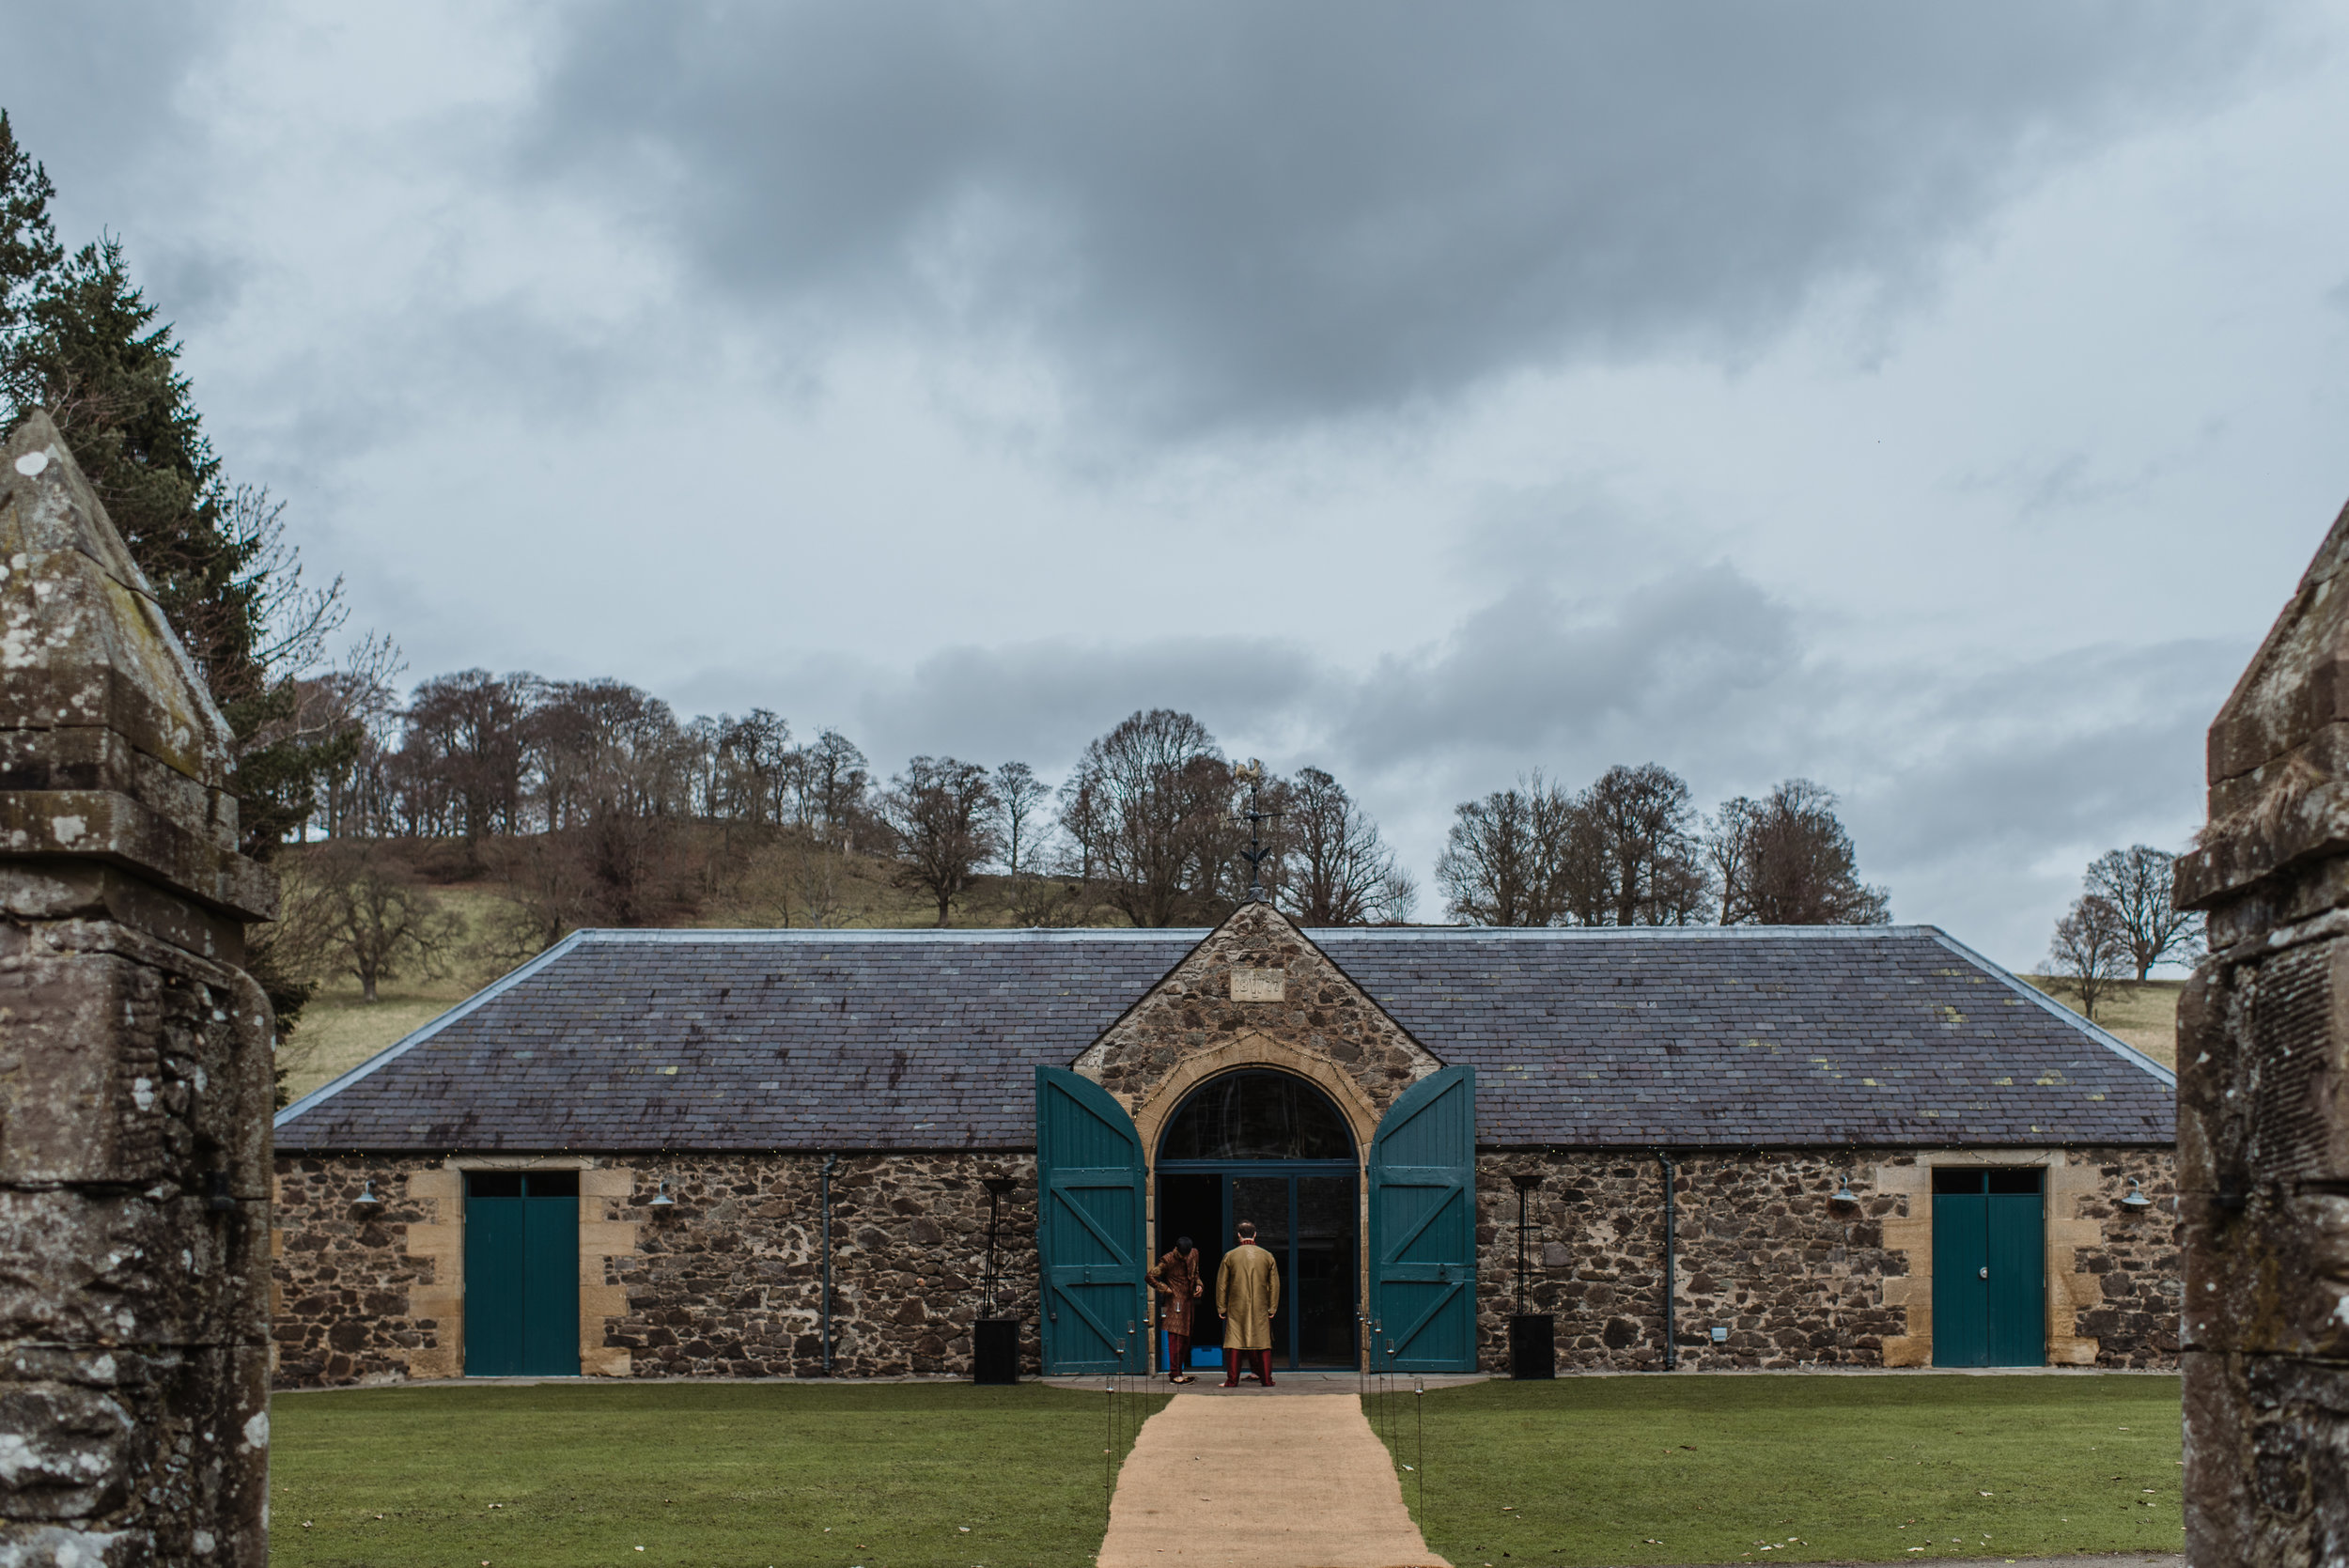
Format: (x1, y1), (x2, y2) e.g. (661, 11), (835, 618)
(1158, 1169), (1358, 1369)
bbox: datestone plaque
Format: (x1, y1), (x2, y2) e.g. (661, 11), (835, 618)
(1230, 970), (1286, 1003)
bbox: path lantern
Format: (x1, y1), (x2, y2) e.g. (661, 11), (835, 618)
(1507, 1171), (1554, 1380)
(973, 1175), (1019, 1385)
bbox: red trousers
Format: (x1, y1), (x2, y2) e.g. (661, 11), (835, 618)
(1167, 1333), (1190, 1377)
(1220, 1349), (1275, 1387)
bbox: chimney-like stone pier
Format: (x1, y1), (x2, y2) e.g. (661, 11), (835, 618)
(0, 410), (277, 1566)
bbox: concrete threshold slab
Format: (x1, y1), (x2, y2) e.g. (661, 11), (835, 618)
(1050, 1372), (1490, 1396)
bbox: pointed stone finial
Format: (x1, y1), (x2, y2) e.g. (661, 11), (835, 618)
(0, 407), (273, 925)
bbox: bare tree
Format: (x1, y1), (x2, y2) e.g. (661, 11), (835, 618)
(1059, 709), (1237, 926)
(715, 709), (795, 826)
(2084, 845), (2201, 980)
(312, 841), (463, 1002)
(2047, 893), (2130, 1022)
(1579, 763), (1708, 926)
(879, 755), (1001, 926)
(479, 832), (595, 961)
(1276, 767), (1413, 924)
(1708, 779), (1890, 925)
(794, 728), (872, 846)
(1437, 776), (1569, 926)
(992, 761), (1053, 878)
(402, 669), (530, 845)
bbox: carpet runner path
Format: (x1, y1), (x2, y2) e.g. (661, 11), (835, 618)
(1097, 1390), (1449, 1568)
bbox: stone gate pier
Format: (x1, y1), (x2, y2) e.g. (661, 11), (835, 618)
(2176, 496), (2349, 1566)
(0, 411), (276, 1565)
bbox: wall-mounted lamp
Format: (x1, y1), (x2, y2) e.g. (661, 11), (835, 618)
(648, 1178), (677, 1207)
(1830, 1173), (1859, 1208)
(2121, 1177), (2154, 1212)
(352, 1178), (381, 1208)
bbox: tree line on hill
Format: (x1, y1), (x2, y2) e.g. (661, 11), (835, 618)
(260, 656), (1900, 1001)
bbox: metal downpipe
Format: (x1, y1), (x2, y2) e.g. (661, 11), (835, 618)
(1659, 1152), (1678, 1371)
(821, 1153), (838, 1376)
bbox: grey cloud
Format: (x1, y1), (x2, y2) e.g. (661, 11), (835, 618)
(680, 634), (1325, 780)
(530, 1), (2270, 432)
(1336, 565), (1800, 767)
(0, 4), (221, 231)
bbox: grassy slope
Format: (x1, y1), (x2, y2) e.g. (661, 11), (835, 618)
(1381, 1375), (2183, 1567)
(2015, 976), (2182, 1068)
(271, 1382), (1165, 1568)
(276, 885), (527, 1102)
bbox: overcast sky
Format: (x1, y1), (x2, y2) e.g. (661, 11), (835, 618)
(7, 2), (2347, 967)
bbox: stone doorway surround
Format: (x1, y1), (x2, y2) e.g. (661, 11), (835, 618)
(1877, 1150), (2105, 1367)
(397, 1156), (640, 1378)
(1074, 903), (1444, 1371)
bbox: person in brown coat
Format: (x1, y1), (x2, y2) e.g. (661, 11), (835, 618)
(1147, 1234), (1204, 1384)
(1215, 1219), (1281, 1388)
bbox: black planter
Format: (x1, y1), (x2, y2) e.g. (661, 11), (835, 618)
(972, 1317), (1020, 1385)
(1509, 1313), (1555, 1380)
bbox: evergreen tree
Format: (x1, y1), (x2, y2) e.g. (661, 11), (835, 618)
(1, 110), (379, 1094)
(0, 111), (61, 355)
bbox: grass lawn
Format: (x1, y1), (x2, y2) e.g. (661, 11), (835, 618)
(1375, 1374), (2182, 1567)
(270, 1382), (1166, 1568)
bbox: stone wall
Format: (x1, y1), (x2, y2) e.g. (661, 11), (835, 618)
(271, 1157), (443, 1386)
(271, 1151), (1039, 1387)
(1473, 1146), (2178, 1372)
(277, 1139), (2175, 1387)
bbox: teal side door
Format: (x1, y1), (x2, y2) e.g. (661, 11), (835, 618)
(1985, 1184), (2047, 1367)
(1930, 1184), (1988, 1367)
(1368, 1065), (1477, 1373)
(1930, 1168), (2044, 1368)
(464, 1171), (581, 1376)
(1035, 1068), (1147, 1374)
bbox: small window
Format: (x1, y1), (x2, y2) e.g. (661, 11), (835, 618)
(526, 1171), (579, 1199)
(1932, 1169), (1985, 1194)
(468, 1172), (524, 1198)
(1986, 1168), (2043, 1195)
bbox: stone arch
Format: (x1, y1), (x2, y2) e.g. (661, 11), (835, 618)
(1131, 1030), (1382, 1161)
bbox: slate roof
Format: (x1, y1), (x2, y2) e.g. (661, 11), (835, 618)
(274, 924), (2174, 1153)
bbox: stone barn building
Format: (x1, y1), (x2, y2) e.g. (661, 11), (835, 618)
(269, 905), (2178, 1387)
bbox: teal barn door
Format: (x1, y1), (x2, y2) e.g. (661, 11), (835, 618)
(1930, 1168), (2045, 1368)
(464, 1171), (581, 1376)
(1368, 1065), (1477, 1372)
(1985, 1174), (2047, 1366)
(1035, 1068), (1147, 1374)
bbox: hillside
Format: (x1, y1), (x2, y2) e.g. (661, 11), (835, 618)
(2016, 974), (2182, 1069)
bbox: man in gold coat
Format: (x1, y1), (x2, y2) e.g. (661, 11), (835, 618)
(1215, 1219), (1280, 1388)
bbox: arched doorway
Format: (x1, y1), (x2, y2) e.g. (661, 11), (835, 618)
(1155, 1070), (1359, 1371)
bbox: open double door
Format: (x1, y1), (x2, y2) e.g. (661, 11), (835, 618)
(1034, 1065), (1477, 1374)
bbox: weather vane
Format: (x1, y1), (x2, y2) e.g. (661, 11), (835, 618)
(1231, 760), (1283, 903)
